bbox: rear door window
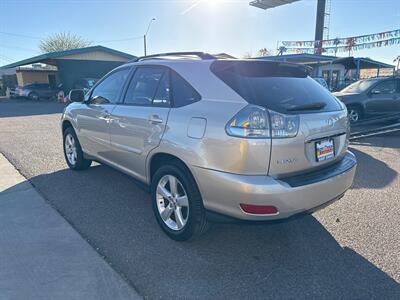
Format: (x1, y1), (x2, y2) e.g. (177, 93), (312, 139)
(211, 60), (342, 114)
(153, 71), (171, 107)
(123, 67), (169, 106)
(371, 80), (396, 94)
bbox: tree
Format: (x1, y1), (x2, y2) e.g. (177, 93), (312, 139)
(39, 32), (91, 53)
(242, 52), (253, 59)
(256, 48), (270, 57)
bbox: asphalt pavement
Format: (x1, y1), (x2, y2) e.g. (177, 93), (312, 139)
(0, 98), (399, 299)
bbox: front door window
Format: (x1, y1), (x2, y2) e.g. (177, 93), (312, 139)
(90, 68), (130, 104)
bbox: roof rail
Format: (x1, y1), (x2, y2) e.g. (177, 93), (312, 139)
(129, 52), (216, 62)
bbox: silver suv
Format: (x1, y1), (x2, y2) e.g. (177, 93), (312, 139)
(61, 52), (357, 240)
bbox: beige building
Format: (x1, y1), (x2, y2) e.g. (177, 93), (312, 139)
(16, 68), (59, 87)
(1, 45), (136, 91)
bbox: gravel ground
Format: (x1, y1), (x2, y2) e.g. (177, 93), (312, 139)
(0, 98), (399, 299)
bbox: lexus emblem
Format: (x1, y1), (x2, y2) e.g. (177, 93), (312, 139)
(326, 117), (336, 127)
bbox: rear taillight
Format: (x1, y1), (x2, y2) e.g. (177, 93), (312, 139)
(240, 204), (278, 215)
(226, 105), (299, 139)
(226, 105), (269, 138)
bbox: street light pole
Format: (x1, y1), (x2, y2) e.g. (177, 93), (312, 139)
(144, 18), (156, 56)
(144, 34), (147, 56)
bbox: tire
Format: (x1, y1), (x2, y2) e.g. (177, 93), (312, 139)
(63, 127), (92, 170)
(28, 92), (39, 101)
(151, 162), (210, 241)
(347, 105), (363, 123)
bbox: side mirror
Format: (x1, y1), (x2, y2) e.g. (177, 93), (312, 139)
(69, 89), (85, 102)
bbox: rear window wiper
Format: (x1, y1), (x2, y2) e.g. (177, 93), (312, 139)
(286, 102), (327, 111)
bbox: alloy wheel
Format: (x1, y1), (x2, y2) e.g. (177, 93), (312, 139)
(65, 133), (78, 165)
(156, 175), (189, 231)
(348, 109), (359, 123)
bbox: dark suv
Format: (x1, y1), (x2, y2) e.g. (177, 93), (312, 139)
(16, 83), (59, 100)
(333, 77), (400, 123)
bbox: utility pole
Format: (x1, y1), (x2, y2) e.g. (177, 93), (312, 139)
(144, 35), (147, 56)
(144, 18), (156, 56)
(314, 0), (326, 54)
(250, 1), (332, 55)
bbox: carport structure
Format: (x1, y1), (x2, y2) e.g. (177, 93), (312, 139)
(0, 45), (136, 91)
(258, 53), (395, 90)
(333, 56), (396, 78)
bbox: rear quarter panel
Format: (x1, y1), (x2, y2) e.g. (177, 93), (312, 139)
(148, 98), (272, 180)
(268, 109), (349, 178)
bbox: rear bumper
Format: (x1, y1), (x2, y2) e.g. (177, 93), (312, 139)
(191, 151), (357, 221)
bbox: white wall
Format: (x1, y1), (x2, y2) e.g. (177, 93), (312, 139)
(58, 51), (129, 62)
(315, 64), (346, 77)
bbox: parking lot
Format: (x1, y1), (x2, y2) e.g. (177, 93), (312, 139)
(0, 97), (399, 299)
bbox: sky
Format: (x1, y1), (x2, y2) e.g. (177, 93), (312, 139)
(0, 0), (399, 67)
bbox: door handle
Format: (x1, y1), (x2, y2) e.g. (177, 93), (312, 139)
(99, 111), (111, 122)
(148, 115), (163, 124)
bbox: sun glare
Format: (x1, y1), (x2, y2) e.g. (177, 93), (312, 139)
(203, 0), (223, 9)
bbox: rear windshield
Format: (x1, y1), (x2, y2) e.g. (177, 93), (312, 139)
(211, 60), (342, 114)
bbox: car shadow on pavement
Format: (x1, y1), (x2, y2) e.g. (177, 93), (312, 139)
(20, 164), (400, 299)
(349, 147), (398, 189)
(0, 98), (64, 118)
(350, 132), (400, 149)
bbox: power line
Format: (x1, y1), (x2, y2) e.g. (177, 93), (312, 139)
(0, 31), (41, 40)
(0, 31), (144, 43)
(0, 53), (14, 61)
(93, 36), (143, 43)
(0, 55), (14, 62)
(0, 44), (38, 52)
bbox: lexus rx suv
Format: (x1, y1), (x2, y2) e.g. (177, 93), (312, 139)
(61, 52), (357, 241)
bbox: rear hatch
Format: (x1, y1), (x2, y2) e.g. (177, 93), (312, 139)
(211, 60), (348, 177)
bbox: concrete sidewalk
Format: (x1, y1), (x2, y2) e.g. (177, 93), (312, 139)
(0, 154), (141, 300)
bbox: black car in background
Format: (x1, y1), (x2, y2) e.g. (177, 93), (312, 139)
(15, 83), (59, 101)
(333, 77), (400, 123)
(73, 78), (98, 92)
(63, 78), (99, 103)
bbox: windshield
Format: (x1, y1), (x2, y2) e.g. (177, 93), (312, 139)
(211, 60), (342, 114)
(341, 79), (378, 93)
